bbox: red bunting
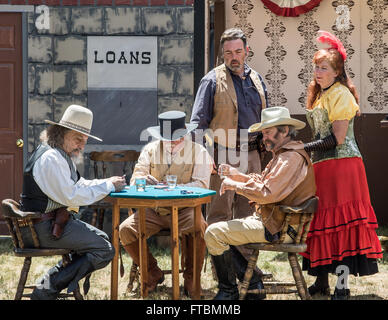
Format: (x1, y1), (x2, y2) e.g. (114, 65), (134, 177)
(261, 0), (323, 17)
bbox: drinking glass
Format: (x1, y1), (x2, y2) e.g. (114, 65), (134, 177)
(135, 177), (146, 192)
(166, 175), (177, 189)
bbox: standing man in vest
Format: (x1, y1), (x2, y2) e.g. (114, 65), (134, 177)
(190, 27), (268, 226)
(119, 111), (214, 298)
(204, 107), (316, 299)
(20, 104), (126, 299)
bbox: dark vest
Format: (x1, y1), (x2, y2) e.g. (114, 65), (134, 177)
(20, 144), (80, 213)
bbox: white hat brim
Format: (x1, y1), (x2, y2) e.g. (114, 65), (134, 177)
(147, 123), (198, 141)
(248, 117), (306, 133)
(44, 120), (103, 142)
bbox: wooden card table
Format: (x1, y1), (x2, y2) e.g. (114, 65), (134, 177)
(106, 185), (216, 300)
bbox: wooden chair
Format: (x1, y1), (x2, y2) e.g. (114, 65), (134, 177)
(239, 196), (319, 300)
(1, 199), (83, 300)
(125, 201), (210, 294)
(88, 150), (141, 285)
(126, 217), (188, 294)
(88, 150), (140, 230)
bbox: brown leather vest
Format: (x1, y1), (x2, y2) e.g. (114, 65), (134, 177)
(206, 64), (267, 149)
(257, 146), (316, 235)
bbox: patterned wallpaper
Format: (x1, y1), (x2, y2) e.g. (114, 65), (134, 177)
(225, 0), (388, 114)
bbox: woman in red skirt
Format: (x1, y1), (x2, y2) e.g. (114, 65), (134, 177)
(300, 31), (383, 300)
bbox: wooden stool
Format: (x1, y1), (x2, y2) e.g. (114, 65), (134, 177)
(239, 196), (319, 300)
(1, 199), (83, 300)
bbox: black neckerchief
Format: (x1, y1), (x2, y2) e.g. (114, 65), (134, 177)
(322, 81), (337, 92)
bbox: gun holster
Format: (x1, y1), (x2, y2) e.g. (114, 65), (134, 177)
(51, 207), (71, 240)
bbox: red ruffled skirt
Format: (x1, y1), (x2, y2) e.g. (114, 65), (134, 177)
(300, 157), (383, 276)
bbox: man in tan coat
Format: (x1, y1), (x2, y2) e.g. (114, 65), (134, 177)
(204, 107), (316, 300)
(119, 111), (214, 297)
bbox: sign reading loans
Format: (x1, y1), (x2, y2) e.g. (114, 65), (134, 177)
(87, 36), (157, 89)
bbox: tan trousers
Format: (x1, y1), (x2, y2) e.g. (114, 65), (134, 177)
(205, 215), (295, 256)
(119, 207), (208, 246)
(206, 148), (263, 273)
(206, 149), (261, 225)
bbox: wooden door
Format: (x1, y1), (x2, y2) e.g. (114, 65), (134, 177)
(0, 13), (23, 235)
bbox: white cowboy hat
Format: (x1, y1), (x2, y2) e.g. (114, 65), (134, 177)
(147, 110), (198, 141)
(248, 106), (306, 133)
(45, 104), (102, 142)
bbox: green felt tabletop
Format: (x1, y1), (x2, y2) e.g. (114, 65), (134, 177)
(109, 185), (216, 199)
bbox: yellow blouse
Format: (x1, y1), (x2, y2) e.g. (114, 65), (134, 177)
(311, 82), (359, 123)
(306, 81), (362, 163)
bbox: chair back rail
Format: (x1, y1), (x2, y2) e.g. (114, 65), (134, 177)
(89, 150), (141, 179)
(1, 199), (41, 249)
(240, 196), (319, 301)
(277, 196), (319, 245)
(89, 150), (140, 162)
(88, 150), (141, 282)
(1, 199), (84, 300)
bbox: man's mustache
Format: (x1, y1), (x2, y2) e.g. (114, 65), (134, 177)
(263, 139), (275, 150)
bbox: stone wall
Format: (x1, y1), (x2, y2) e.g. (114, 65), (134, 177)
(26, 4), (194, 165)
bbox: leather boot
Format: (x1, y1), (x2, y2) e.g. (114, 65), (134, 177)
(31, 255), (94, 300)
(123, 241), (164, 293)
(331, 287), (350, 300)
(230, 246), (266, 300)
(182, 234), (207, 298)
(211, 250), (239, 300)
(308, 273), (330, 296)
(31, 263), (63, 300)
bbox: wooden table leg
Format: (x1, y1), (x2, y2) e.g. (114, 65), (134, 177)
(138, 207), (148, 298)
(171, 206), (180, 300)
(110, 203), (119, 300)
(192, 205), (201, 300)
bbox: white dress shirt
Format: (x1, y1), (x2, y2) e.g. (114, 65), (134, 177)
(32, 148), (115, 207)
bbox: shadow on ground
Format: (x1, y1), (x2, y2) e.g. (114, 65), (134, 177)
(123, 284), (216, 300)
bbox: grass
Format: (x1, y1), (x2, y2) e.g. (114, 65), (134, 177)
(0, 227), (387, 300)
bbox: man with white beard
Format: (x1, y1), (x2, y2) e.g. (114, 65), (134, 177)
(19, 104), (126, 299)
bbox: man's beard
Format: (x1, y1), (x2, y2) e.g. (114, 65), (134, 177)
(263, 131), (282, 151)
(264, 140), (275, 151)
(227, 60), (242, 73)
(70, 149), (84, 165)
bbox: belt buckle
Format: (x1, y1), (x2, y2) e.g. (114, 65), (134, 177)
(239, 142), (249, 152)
